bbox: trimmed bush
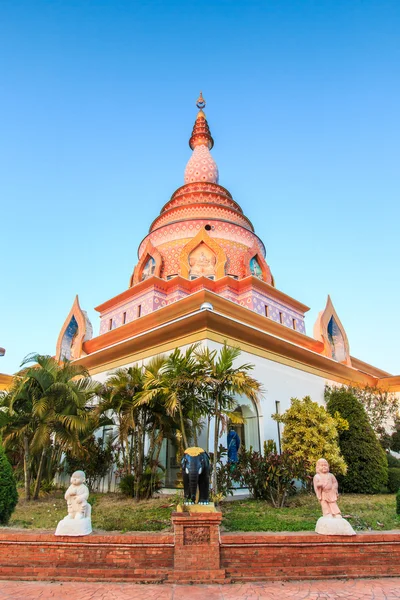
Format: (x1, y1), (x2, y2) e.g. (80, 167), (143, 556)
(0, 442), (18, 524)
(387, 453), (400, 468)
(325, 386), (388, 494)
(388, 468), (400, 494)
(273, 395), (348, 476)
(397, 489), (400, 515)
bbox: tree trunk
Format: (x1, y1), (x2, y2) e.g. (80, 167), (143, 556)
(23, 435), (31, 501)
(178, 404), (188, 449)
(33, 447), (46, 500)
(135, 419), (144, 503)
(193, 424), (198, 447)
(212, 395), (220, 495)
(205, 416), (211, 454)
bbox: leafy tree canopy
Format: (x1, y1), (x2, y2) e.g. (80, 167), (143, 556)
(273, 395), (348, 476)
(0, 442), (18, 524)
(325, 386), (388, 493)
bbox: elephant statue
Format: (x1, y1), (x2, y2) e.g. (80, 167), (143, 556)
(181, 447), (211, 504)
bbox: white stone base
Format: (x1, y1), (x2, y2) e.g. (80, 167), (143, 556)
(55, 504), (92, 536)
(315, 515), (356, 536)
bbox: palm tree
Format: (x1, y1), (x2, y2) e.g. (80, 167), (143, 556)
(137, 345), (208, 449)
(97, 366), (144, 474)
(96, 365), (149, 500)
(1, 354), (99, 500)
(0, 382), (34, 500)
(96, 360), (177, 501)
(195, 342), (263, 496)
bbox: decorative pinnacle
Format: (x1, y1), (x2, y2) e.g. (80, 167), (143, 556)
(196, 91), (206, 110)
(189, 92), (214, 150)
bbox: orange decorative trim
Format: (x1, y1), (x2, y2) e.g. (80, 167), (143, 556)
(179, 229), (227, 279)
(55, 295), (92, 361)
(130, 240), (163, 286)
(76, 291), (379, 387)
(95, 274), (310, 315)
(313, 296), (351, 367)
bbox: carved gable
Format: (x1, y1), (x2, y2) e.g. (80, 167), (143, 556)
(314, 296), (351, 366)
(130, 241), (162, 287)
(243, 245), (273, 285)
(56, 296), (93, 362)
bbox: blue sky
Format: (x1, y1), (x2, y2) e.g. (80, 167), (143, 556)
(1, 0), (399, 376)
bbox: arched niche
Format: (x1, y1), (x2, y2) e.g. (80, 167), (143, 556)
(130, 241), (162, 287)
(56, 296), (93, 362)
(313, 295), (351, 366)
(243, 246), (273, 284)
(179, 229), (227, 280)
(228, 395), (261, 453)
(188, 242), (217, 279)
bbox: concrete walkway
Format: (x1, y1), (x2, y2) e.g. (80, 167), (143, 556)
(0, 579), (399, 599)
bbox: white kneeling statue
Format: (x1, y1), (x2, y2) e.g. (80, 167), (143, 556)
(55, 470), (92, 536)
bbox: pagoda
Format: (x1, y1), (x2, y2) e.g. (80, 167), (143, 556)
(55, 95), (398, 482)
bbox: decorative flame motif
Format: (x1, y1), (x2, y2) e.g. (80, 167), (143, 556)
(313, 296), (351, 366)
(56, 296), (93, 361)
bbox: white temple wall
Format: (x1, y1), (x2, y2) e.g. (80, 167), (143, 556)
(89, 337), (334, 455)
(205, 339), (333, 450)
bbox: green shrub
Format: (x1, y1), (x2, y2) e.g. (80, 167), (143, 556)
(65, 436), (115, 491)
(325, 386), (388, 493)
(387, 453), (400, 468)
(387, 468), (400, 493)
(397, 489), (400, 515)
(214, 445), (234, 502)
(273, 395), (348, 476)
(0, 442), (18, 524)
(119, 474), (135, 497)
(118, 461), (165, 499)
(233, 440), (309, 507)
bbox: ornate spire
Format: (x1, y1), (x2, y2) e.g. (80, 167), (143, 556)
(185, 93), (219, 184)
(189, 92), (214, 150)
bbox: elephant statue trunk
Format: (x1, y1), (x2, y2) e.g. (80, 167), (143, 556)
(181, 447), (210, 505)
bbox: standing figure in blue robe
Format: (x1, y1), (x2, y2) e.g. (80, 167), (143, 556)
(227, 428), (241, 463)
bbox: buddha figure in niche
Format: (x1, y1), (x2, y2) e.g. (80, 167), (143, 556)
(189, 244), (216, 278)
(327, 316), (346, 363)
(250, 257), (263, 280)
(141, 256), (156, 281)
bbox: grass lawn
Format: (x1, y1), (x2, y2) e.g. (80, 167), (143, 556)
(221, 493), (400, 532)
(2, 491), (399, 533)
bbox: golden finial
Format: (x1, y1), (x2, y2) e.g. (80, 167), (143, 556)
(196, 91), (206, 110)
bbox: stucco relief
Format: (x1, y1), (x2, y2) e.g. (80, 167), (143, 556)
(179, 229), (227, 280)
(189, 244), (216, 278)
(183, 526), (210, 545)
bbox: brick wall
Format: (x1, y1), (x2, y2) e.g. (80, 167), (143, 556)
(1, 527), (400, 583)
(0, 531), (174, 582)
(221, 531), (400, 581)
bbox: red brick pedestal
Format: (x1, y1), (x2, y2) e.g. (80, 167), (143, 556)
(169, 511), (227, 583)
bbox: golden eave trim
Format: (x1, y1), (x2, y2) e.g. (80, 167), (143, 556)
(0, 373), (13, 390)
(76, 307), (379, 387)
